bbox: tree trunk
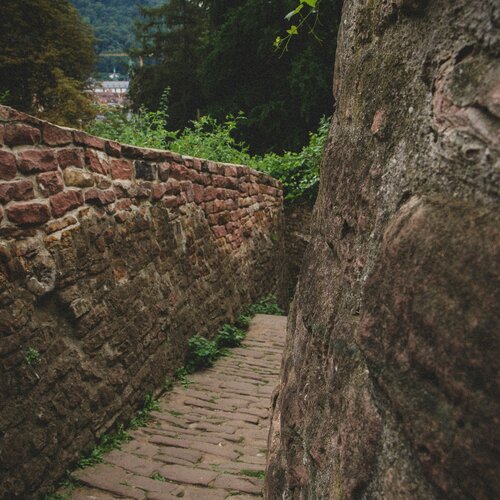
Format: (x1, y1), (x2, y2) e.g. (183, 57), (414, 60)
(266, 1), (499, 498)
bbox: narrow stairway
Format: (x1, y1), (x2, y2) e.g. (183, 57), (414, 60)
(68, 314), (287, 500)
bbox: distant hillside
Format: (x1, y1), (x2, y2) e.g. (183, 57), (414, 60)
(71, 0), (161, 53)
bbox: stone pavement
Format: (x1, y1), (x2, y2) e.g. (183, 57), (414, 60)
(67, 314), (287, 499)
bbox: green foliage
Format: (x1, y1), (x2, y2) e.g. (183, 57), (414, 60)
(216, 324), (246, 348)
(240, 469), (266, 479)
(0, 90), (10, 105)
(174, 367), (192, 388)
(25, 347), (41, 366)
(275, 0), (320, 52)
(185, 335), (219, 372)
(169, 114), (251, 165)
(78, 424), (131, 468)
(244, 295), (284, 316)
(235, 314), (252, 330)
(87, 89), (174, 148)
(249, 115), (329, 201)
(78, 393), (159, 468)
(151, 472), (167, 482)
(130, 0), (209, 130)
(0, 0), (96, 127)
(131, 0), (341, 153)
(71, 0), (161, 53)
(86, 102), (329, 201)
(128, 394), (161, 430)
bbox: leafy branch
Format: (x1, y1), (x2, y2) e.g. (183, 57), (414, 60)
(274, 0), (321, 52)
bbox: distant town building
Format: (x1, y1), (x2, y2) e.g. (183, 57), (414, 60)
(92, 80), (130, 107)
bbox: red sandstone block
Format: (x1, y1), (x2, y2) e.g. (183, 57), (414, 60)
(115, 198), (132, 211)
(6, 201), (50, 226)
(230, 209), (243, 221)
(85, 150), (109, 175)
(0, 150), (17, 180)
(206, 161), (221, 174)
(110, 159), (133, 180)
(165, 179), (181, 195)
(94, 172), (112, 189)
(207, 213), (220, 225)
(214, 199), (226, 212)
(133, 182), (151, 199)
(204, 186), (217, 202)
(212, 175), (228, 189)
(73, 130), (105, 150)
(158, 162), (171, 181)
(236, 166), (247, 177)
(204, 201), (217, 214)
(0, 180), (34, 203)
(212, 225), (227, 238)
(121, 144), (147, 159)
(193, 184), (204, 204)
(50, 190), (83, 217)
(224, 199), (237, 210)
(42, 123), (72, 146)
(163, 195), (179, 208)
(169, 162), (187, 180)
(197, 172), (211, 186)
(37, 171), (64, 197)
(85, 188), (116, 206)
(224, 165), (238, 177)
(0, 124), (4, 145)
(4, 123), (41, 147)
(192, 158), (202, 171)
(113, 183), (129, 199)
(57, 147), (84, 169)
(18, 149), (57, 174)
(0, 205), (2, 222)
(105, 140), (121, 157)
(215, 188), (227, 200)
(181, 181), (194, 202)
(152, 183), (168, 201)
(227, 177), (239, 190)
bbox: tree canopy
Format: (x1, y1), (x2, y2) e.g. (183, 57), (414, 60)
(71, 0), (162, 53)
(130, 0), (342, 153)
(0, 0), (96, 126)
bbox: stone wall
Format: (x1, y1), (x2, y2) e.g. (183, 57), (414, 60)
(279, 199), (314, 310)
(267, 1), (499, 498)
(0, 105), (283, 498)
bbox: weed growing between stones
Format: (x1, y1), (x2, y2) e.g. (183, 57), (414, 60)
(175, 294), (283, 385)
(44, 393), (161, 499)
(243, 294), (284, 316)
(24, 346), (41, 365)
(150, 472), (167, 482)
(240, 469), (266, 479)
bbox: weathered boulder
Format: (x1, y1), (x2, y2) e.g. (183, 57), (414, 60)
(267, 1), (499, 498)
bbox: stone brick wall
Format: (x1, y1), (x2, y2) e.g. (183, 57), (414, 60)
(279, 199), (313, 309)
(0, 105), (283, 498)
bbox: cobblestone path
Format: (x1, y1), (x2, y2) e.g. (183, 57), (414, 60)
(68, 314), (287, 500)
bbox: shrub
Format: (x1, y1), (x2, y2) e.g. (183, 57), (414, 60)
(216, 324), (246, 348)
(185, 335), (219, 372)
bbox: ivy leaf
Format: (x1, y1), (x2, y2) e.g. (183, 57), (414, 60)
(286, 25), (299, 36)
(284, 4), (304, 20)
(300, 0), (318, 7)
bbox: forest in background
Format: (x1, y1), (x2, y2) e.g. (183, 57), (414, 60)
(71, 0), (161, 53)
(131, 0), (342, 153)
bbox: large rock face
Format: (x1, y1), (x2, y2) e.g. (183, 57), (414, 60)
(0, 106), (284, 498)
(267, 1), (499, 498)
